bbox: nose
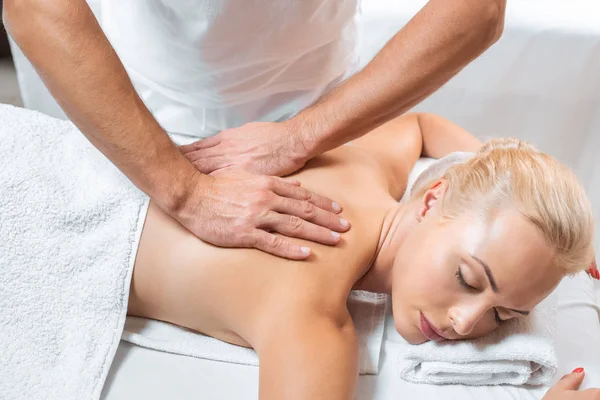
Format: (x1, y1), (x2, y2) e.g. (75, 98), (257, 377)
(448, 303), (487, 336)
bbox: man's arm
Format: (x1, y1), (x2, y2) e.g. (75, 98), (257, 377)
(256, 312), (358, 400)
(3, 0), (198, 213)
(3, 0), (348, 260)
(289, 0), (505, 157)
(166, 0), (504, 179)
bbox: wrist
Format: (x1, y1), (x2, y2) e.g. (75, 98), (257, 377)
(158, 159), (213, 216)
(283, 117), (315, 163)
(285, 110), (339, 160)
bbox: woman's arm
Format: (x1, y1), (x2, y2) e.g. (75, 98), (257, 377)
(347, 113), (482, 199)
(255, 312), (358, 400)
(350, 112), (482, 159)
(415, 113), (483, 158)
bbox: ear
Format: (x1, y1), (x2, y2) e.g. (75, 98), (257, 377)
(416, 179), (448, 222)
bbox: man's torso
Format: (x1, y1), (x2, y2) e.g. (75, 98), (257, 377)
(97, 0), (360, 135)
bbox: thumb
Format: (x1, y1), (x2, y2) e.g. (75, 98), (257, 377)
(552, 368), (585, 392)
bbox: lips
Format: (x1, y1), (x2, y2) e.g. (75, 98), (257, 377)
(419, 312), (446, 342)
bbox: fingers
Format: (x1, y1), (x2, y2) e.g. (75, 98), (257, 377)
(278, 177), (301, 187)
(179, 136), (221, 154)
(272, 177), (344, 215)
(260, 211), (342, 246)
(550, 368), (585, 392)
(272, 195), (350, 234)
(249, 229), (312, 260)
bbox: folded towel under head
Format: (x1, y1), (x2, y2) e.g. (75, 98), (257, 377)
(390, 291), (558, 386)
(123, 290), (388, 375)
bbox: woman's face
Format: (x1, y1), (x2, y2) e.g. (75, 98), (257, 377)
(392, 183), (564, 345)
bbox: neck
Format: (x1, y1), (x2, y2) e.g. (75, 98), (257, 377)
(354, 201), (416, 293)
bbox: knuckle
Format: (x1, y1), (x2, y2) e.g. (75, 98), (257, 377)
(245, 204), (264, 220)
(288, 215), (304, 231)
(258, 190), (274, 205)
(231, 219), (251, 236)
(301, 201), (316, 218)
(260, 176), (275, 190)
(245, 233), (260, 247)
(250, 190), (270, 207)
(268, 234), (284, 249)
(302, 189), (313, 202)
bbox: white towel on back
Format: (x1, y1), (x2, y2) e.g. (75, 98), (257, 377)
(0, 104), (149, 400)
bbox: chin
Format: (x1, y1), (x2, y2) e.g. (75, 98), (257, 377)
(405, 335), (428, 345)
(393, 313), (428, 344)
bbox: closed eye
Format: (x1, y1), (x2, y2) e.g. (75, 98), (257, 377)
(455, 268), (477, 291)
(457, 268), (508, 327)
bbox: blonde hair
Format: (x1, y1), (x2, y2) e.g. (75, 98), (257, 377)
(411, 138), (595, 274)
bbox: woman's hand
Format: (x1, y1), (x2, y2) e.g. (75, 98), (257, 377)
(542, 369), (600, 400)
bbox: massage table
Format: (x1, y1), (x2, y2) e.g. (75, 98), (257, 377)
(8, 0), (600, 398)
(100, 271), (600, 399)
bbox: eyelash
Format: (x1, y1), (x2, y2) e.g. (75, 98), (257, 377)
(455, 269), (507, 326)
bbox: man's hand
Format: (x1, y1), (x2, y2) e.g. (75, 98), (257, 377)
(179, 121), (313, 176)
(174, 170), (350, 260)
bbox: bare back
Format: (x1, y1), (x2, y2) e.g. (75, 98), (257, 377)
(126, 115), (437, 351)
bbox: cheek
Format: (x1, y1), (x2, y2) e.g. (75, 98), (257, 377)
(394, 234), (454, 308)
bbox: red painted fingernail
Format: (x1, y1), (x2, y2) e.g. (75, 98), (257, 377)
(587, 267), (600, 280)
(572, 367), (584, 373)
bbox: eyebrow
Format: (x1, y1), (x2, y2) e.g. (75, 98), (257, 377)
(470, 254), (530, 316)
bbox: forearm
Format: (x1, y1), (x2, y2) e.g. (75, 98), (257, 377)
(257, 315), (358, 400)
(288, 0), (505, 157)
(3, 0), (204, 212)
(416, 113), (483, 158)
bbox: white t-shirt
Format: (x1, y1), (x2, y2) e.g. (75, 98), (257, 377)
(99, 0), (360, 137)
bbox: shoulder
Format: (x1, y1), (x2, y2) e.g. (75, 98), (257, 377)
(344, 114), (424, 199)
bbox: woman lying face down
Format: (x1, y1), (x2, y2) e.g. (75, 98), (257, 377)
(356, 140), (595, 345)
(128, 114), (595, 399)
